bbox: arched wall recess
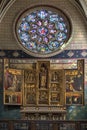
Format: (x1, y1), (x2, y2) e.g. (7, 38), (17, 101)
(0, 0), (87, 52)
(79, 0), (87, 17)
(0, 0), (86, 23)
(0, 0), (16, 22)
(14, 5), (72, 57)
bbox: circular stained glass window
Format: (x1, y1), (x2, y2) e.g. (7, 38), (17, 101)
(14, 6), (71, 57)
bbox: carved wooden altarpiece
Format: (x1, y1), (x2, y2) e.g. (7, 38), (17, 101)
(3, 59), (84, 120)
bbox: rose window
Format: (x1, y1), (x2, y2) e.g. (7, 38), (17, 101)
(15, 7), (71, 57)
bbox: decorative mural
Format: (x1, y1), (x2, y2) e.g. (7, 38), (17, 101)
(66, 105), (87, 120)
(0, 49), (87, 58)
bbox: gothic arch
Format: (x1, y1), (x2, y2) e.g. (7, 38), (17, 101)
(0, 0), (16, 22)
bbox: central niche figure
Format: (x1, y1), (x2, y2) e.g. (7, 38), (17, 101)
(39, 63), (48, 88)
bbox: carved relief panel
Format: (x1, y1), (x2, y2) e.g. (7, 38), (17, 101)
(37, 61), (50, 89)
(23, 61), (64, 106)
(50, 69), (65, 105)
(36, 61), (50, 105)
(4, 59), (84, 107)
(24, 70), (36, 105)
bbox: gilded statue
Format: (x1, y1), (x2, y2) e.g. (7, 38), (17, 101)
(39, 63), (48, 88)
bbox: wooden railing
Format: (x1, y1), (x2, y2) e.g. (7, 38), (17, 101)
(0, 120), (87, 130)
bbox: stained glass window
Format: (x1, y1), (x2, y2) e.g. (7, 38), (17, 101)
(15, 7), (71, 57)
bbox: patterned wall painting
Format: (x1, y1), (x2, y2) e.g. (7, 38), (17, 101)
(0, 50), (87, 59)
